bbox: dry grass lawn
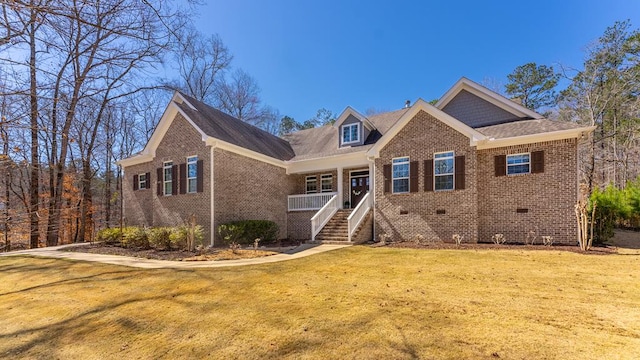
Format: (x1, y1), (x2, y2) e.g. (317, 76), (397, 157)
(1, 247), (639, 359)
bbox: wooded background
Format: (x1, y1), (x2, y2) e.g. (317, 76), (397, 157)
(0, 1), (638, 249)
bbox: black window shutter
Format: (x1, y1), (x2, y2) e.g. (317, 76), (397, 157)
(156, 168), (163, 196)
(171, 165), (178, 195)
(179, 163), (187, 194)
(455, 155), (465, 190)
(494, 155), (506, 177)
(133, 174), (139, 191)
(145, 172), (151, 189)
(383, 164), (391, 193)
(531, 150), (545, 173)
(409, 161), (418, 193)
(197, 159), (204, 193)
(424, 159), (434, 191)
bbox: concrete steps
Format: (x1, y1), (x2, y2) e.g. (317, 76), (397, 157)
(312, 209), (352, 243)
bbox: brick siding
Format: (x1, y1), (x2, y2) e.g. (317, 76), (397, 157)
(123, 114), (212, 241)
(213, 148), (293, 243)
(374, 110), (478, 243)
(287, 210), (315, 240)
(477, 139), (578, 244)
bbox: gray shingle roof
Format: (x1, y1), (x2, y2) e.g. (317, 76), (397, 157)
(282, 108), (409, 160)
(178, 93), (295, 161)
(476, 119), (585, 139)
(176, 92), (584, 162)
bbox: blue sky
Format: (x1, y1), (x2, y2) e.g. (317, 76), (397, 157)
(188, 0), (639, 122)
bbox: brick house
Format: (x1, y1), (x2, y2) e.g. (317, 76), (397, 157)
(119, 78), (595, 246)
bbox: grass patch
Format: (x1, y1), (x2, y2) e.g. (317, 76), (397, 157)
(1, 247), (639, 359)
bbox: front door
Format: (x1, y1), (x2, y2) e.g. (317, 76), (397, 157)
(350, 172), (369, 208)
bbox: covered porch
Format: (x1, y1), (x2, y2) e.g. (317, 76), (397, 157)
(286, 163), (374, 242)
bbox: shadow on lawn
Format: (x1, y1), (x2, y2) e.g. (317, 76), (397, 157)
(0, 263), (209, 358)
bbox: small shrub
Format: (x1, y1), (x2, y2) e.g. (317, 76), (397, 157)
(96, 227), (122, 245)
(525, 229), (537, 245)
(378, 233), (390, 245)
(218, 224), (243, 245)
(121, 227), (149, 249)
(413, 234), (425, 245)
(217, 220), (279, 245)
(229, 241), (241, 254)
(148, 227), (174, 250)
(171, 224), (204, 250)
(542, 236), (554, 246)
(492, 233), (506, 245)
(452, 234), (463, 246)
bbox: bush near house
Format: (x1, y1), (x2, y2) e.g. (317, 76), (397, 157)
(590, 177), (640, 243)
(95, 225), (204, 251)
(217, 220), (279, 245)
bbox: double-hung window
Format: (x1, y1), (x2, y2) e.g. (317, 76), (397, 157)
(187, 156), (198, 193)
(321, 174), (333, 192)
(306, 176), (318, 194)
(342, 123), (360, 145)
(138, 173), (147, 190)
(392, 157), (410, 193)
(163, 161), (173, 196)
(507, 153), (530, 175)
(434, 151), (454, 191)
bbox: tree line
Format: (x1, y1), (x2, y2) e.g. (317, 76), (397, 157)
(504, 20), (640, 195)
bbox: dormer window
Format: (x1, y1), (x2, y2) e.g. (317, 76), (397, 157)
(342, 123), (360, 145)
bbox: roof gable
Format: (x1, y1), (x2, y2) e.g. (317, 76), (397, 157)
(333, 106), (376, 130)
(367, 99), (487, 157)
(436, 77), (543, 126)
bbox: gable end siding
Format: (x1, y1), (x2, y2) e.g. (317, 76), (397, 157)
(441, 89), (522, 127)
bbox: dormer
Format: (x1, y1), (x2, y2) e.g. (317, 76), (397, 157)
(333, 106), (376, 147)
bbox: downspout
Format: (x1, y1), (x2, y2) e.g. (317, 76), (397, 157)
(210, 144), (215, 247)
(367, 155), (376, 242)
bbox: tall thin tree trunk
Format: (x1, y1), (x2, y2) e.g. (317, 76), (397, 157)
(78, 159), (92, 242)
(28, 3), (39, 249)
(2, 127), (10, 252)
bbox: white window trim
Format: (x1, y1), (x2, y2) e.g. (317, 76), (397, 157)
(305, 175), (318, 194)
(320, 173), (333, 193)
(187, 155), (198, 193)
(163, 161), (173, 196)
(434, 151), (455, 191)
(341, 123), (360, 145)
(392, 156), (410, 194)
(138, 173), (147, 190)
(506, 152), (531, 175)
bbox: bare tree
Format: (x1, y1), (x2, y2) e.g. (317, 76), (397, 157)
(215, 69), (264, 124)
(173, 28), (232, 103)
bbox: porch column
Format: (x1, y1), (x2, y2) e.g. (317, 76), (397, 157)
(368, 161), (374, 197)
(337, 166), (343, 209)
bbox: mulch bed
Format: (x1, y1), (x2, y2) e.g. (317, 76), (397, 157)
(380, 241), (617, 255)
(62, 243), (296, 261)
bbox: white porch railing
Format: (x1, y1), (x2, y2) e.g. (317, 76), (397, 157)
(347, 192), (372, 242)
(288, 192), (337, 211)
(311, 194), (339, 241)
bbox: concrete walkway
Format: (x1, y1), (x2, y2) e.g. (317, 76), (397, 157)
(0, 243), (351, 269)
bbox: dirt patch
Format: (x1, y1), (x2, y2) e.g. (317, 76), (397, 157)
(62, 244), (283, 261)
(379, 241), (617, 255)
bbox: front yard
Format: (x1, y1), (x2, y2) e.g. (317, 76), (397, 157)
(1, 247), (639, 359)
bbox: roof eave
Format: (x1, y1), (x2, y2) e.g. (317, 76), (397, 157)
(476, 125), (597, 150)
